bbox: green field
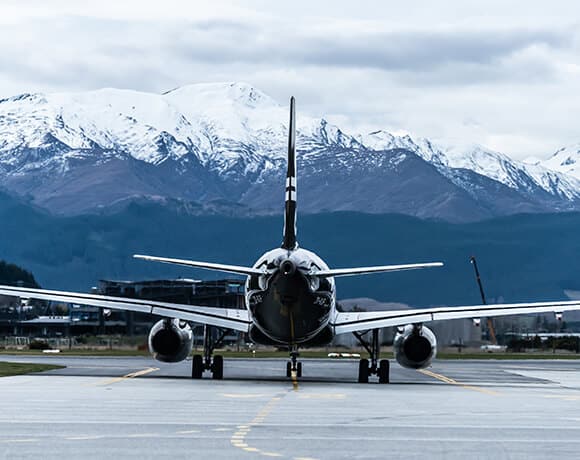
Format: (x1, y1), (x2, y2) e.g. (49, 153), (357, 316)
(0, 362), (64, 377)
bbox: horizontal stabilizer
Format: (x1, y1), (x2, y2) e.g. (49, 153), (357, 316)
(133, 254), (264, 276)
(312, 262), (444, 278)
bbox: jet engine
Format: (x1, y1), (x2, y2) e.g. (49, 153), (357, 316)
(393, 324), (437, 369)
(148, 319), (193, 363)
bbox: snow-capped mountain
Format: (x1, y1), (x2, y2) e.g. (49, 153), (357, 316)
(361, 132), (580, 202)
(539, 143), (580, 180)
(0, 82), (579, 221)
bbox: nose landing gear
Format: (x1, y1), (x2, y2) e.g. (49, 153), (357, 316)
(286, 346), (302, 378)
(353, 329), (390, 384)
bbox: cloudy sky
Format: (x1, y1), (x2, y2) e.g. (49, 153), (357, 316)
(1, 0), (579, 160)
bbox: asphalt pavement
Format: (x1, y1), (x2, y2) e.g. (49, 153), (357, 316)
(1, 355), (580, 459)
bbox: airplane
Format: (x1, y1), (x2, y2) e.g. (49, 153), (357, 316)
(2, 97), (580, 384)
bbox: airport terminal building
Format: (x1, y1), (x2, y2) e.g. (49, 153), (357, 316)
(0, 278), (245, 339)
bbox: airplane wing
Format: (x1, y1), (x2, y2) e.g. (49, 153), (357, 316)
(312, 262), (443, 277)
(133, 254), (264, 277)
(332, 299), (580, 334)
(0, 285), (251, 332)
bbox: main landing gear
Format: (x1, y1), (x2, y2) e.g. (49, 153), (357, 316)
(192, 325), (226, 380)
(286, 345), (302, 378)
(353, 329), (390, 384)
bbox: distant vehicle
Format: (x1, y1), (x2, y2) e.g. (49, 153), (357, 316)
(480, 344), (507, 353)
(328, 353), (361, 359)
(2, 98), (580, 384)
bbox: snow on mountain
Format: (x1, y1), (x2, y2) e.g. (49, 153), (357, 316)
(0, 89), (208, 166)
(441, 143), (580, 200)
(541, 143), (580, 180)
(361, 131), (580, 201)
(360, 130), (447, 166)
(0, 82), (358, 177)
(164, 82), (285, 143)
(0, 81), (580, 220)
(0, 82), (372, 214)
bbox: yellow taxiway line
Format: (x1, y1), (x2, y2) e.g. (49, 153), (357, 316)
(228, 392), (313, 459)
(96, 367), (159, 386)
(418, 368), (500, 396)
(291, 370), (299, 391)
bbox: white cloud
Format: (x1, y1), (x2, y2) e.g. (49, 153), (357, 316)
(0, 0), (579, 159)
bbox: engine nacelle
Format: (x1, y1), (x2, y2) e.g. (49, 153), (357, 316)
(393, 324), (437, 369)
(148, 319), (193, 363)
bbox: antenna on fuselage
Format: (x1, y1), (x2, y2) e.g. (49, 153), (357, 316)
(282, 96), (297, 251)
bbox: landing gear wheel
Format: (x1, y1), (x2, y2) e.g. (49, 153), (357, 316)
(378, 359), (390, 384)
(358, 358), (369, 383)
(354, 330), (385, 384)
(286, 362), (292, 378)
(200, 326), (228, 381)
(296, 362), (303, 378)
(212, 355), (224, 380)
(192, 354), (203, 379)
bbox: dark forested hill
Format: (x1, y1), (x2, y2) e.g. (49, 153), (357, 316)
(0, 259), (39, 288)
(0, 191), (578, 307)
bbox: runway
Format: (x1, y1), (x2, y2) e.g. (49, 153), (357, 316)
(1, 356), (580, 459)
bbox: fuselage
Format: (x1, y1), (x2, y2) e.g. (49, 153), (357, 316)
(245, 247), (336, 346)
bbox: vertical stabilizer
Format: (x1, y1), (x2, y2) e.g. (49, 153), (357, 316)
(282, 97), (297, 250)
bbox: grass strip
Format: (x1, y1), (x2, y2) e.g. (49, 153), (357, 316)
(0, 362), (64, 377)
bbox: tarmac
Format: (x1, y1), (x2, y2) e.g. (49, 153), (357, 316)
(1, 355), (580, 459)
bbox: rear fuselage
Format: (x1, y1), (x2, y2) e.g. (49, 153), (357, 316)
(245, 248), (335, 346)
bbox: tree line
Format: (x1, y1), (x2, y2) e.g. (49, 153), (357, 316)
(0, 260), (40, 288)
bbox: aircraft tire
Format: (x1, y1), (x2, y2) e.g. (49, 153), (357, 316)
(286, 361), (292, 378)
(192, 354), (203, 379)
(378, 359), (390, 384)
(212, 355), (224, 380)
(297, 362), (302, 378)
(358, 358), (369, 383)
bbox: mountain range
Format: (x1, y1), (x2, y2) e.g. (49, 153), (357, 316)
(1, 82), (579, 222)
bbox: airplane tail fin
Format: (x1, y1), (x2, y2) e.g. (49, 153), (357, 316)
(282, 96), (298, 250)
